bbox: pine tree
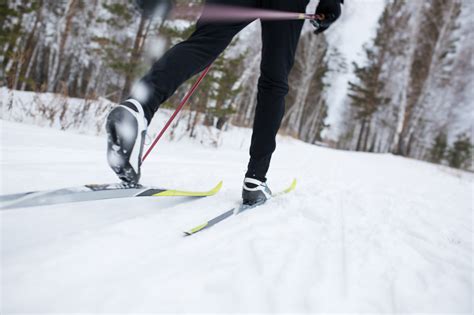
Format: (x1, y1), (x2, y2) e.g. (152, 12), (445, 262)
(429, 132), (447, 163)
(347, 48), (389, 151)
(447, 134), (472, 169)
(345, 0), (400, 151)
(1, 0), (42, 88)
(208, 52), (246, 130)
(93, 1), (149, 101)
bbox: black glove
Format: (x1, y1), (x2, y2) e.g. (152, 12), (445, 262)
(312, 0), (344, 34)
(135, 0), (173, 19)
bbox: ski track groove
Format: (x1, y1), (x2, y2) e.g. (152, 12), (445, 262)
(1, 197), (200, 260)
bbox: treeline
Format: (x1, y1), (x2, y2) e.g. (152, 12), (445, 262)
(0, 0), (332, 143)
(338, 0), (472, 170)
(1, 0), (471, 170)
(0, 0), (244, 135)
(1, 0), (201, 100)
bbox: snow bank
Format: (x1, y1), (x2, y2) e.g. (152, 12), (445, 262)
(0, 87), (263, 150)
(1, 120), (472, 313)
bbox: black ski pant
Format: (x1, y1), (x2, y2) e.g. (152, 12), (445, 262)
(137, 0), (309, 181)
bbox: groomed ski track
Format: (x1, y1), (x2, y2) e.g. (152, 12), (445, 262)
(1, 121), (472, 313)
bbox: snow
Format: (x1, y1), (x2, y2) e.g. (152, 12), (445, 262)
(0, 87), (244, 148)
(1, 119), (472, 313)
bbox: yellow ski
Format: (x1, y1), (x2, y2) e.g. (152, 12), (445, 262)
(1, 181), (223, 210)
(152, 181), (223, 197)
(184, 179), (297, 236)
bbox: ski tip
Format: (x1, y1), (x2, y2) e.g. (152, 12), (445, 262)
(183, 222), (209, 236)
(211, 181), (224, 195)
(290, 178), (297, 191)
(283, 178), (297, 194)
(152, 181), (223, 197)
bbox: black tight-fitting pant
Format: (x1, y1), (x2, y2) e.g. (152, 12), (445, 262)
(135, 0), (309, 181)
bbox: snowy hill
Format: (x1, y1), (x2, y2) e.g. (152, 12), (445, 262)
(1, 120), (472, 313)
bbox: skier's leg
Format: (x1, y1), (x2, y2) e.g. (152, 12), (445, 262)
(132, 17), (252, 122)
(107, 19), (247, 185)
(107, 2), (254, 185)
(245, 0), (308, 183)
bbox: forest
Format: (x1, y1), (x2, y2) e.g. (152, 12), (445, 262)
(1, 0), (472, 170)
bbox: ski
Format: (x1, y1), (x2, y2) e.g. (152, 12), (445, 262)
(184, 179), (297, 236)
(0, 181), (223, 210)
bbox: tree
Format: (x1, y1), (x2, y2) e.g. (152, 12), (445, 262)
(208, 52), (245, 130)
(284, 31), (331, 143)
(447, 134), (472, 169)
(393, 0), (462, 156)
(429, 132), (447, 163)
(342, 0), (406, 152)
(93, 1), (149, 101)
(338, 0), (469, 168)
(1, 0), (43, 88)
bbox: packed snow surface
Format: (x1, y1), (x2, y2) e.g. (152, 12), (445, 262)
(1, 120), (472, 313)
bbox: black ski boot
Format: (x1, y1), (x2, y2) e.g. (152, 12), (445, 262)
(242, 177), (272, 206)
(106, 99), (147, 187)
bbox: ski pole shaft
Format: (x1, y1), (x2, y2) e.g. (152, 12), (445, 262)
(142, 65), (212, 162)
(172, 4), (322, 22)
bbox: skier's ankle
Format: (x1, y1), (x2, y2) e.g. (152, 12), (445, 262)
(120, 99), (149, 126)
(244, 172), (267, 183)
(120, 100), (139, 113)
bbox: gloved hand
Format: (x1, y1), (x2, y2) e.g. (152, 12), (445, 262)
(135, 0), (173, 19)
(312, 0), (344, 34)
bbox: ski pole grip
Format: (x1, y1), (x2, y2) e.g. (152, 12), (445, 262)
(310, 14), (325, 32)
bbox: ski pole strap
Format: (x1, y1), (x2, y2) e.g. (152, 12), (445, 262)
(142, 65), (212, 162)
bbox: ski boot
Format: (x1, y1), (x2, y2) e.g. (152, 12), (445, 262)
(106, 99), (147, 187)
(242, 177), (272, 206)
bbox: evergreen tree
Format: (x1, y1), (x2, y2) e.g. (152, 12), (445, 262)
(1, 0), (42, 87)
(208, 52), (246, 130)
(429, 131), (447, 163)
(447, 134), (472, 169)
(347, 48), (389, 151)
(345, 1), (399, 151)
(94, 1), (149, 101)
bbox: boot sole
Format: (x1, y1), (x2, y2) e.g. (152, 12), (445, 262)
(106, 107), (142, 185)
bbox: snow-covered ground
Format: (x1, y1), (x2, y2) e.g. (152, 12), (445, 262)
(1, 120), (472, 313)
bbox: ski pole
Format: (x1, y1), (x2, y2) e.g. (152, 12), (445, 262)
(171, 4), (322, 22)
(141, 10), (323, 163)
(142, 64), (212, 162)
